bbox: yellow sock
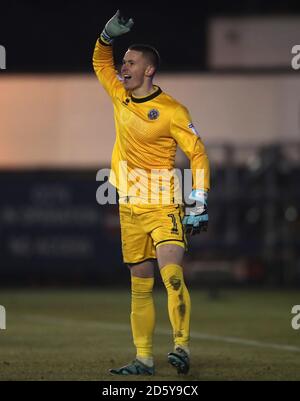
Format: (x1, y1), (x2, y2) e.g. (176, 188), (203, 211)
(131, 276), (155, 359)
(160, 264), (191, 349)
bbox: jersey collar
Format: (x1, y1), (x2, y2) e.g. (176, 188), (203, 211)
(130, 86), (162, 103)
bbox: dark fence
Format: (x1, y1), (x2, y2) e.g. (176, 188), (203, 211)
(185, 142), (300, 287)
(0, 143), (300, 286)
(0, 170), (125, 285)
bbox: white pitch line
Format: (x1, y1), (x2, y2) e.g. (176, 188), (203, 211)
(23, 314), (300, 353)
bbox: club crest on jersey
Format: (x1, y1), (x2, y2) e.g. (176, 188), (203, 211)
(188, 122), (200, 136)
(148, 109), (160, 120)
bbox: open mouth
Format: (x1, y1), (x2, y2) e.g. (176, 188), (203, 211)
(123, 74), (132, 82)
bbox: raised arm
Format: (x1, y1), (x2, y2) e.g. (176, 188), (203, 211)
(93, 10), (134, 99)
(170, 105), (210, 235)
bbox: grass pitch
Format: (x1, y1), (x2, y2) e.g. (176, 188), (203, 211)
(0, 287), (300, 381)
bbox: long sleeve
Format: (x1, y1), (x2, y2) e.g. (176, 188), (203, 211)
(92, 38), (124, 99)
(170, 105), (210, 192)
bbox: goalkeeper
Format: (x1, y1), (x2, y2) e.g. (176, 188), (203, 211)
(93, 10), (210, 376)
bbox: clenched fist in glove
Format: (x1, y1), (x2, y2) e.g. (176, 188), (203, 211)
(101, 10), (134, 44)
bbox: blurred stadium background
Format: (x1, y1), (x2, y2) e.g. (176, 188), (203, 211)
(1, 0), (300, 381)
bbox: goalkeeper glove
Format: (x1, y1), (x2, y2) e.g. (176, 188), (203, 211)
(182, 189), (208, 235)
(101, 10), (134, 44)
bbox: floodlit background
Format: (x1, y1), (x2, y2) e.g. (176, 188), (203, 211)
(0, 0), (300, 381)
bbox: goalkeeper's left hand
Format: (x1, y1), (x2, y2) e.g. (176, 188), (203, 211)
(182, 189), (208, 235)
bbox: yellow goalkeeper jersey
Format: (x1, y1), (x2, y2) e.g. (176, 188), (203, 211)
(93, 39), (210, 203)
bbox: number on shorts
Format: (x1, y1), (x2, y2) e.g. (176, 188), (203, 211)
(168, 213), (179, 234)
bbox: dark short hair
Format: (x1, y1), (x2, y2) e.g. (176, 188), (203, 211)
(128, 44), (160, 72)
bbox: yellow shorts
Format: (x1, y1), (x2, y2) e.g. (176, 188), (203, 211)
(119, 203), (187, 264)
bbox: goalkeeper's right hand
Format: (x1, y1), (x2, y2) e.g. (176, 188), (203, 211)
(100, 10), (134, 44)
